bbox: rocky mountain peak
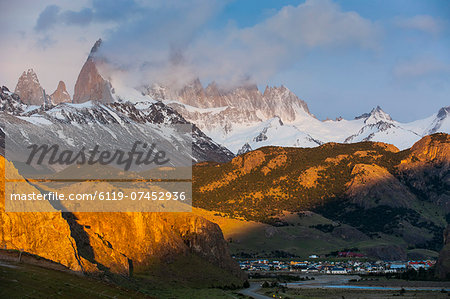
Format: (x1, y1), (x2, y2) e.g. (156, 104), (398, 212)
(261, 85), (311, 121)
(402, 133), (449, 165)
(425, 106), (450, 135)
(269, 116), (284, 127)
(237, 143), (252, 155)
(263, 84), (288, 96)
(237, 83), (259, 92)
(14, 68), (45, 105)
(365, 105), (393, 125)
(149, 80), (315, 146)
(178, 78), (208, 107)
(73, 39), (114, 104)
(23, 68), (39, 82)
(354, 112), (370, 120)
(204, 81), (221, 98)
(89, 38), (102, 57)
(1, 85), (26, 114)
(436, 106), (450, 120)
(50, 80), (71, 104)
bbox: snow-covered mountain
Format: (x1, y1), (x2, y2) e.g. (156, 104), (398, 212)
(162, 90), (448, 152)
(4, 39), (449, 157)
(403, 106), (450, 136)
(0, 86), (26, 114)
(163, 87), (448, 152)
(214, 117), (322, 154)
(0, 87), (234, 163)
(342, 106), (422, 150)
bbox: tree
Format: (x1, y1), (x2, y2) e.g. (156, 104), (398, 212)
(243, 280), (250, 288)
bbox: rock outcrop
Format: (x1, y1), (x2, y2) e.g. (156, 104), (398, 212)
(399, 133), (450, 165)
(73, 39), (114, 104)
(346, 163), (416, 209)
(427, 106), (450, 135)
(397, 133), (450, 212)
(0, 86), (26, 115)
(146, 80), (312, 136)
(0, 157), (91, 272)
(14, 69), (45, 105)
(67, 211), (242, 279)
(0, 156), (242, 284)
(50, 81), (71, 104)
(150, 81), (310, 121)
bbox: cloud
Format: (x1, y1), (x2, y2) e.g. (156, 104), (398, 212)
(395, 15), (444, 35)
(88, 0), (380, 89)
(35, 5), (61, 32)
(90, 0), (140, 22)
(63, 8), (94, 27)
(192, 0), (379, 85)
(34, 0), (141, 32)
(393, 58), (450, 78)
(30, 0), (380, 90)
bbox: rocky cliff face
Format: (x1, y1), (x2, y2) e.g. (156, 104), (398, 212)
(14, 69), (45, 105)
(346, 163), (415, 209)
(66, 211), (242, 278)
(50, 81), (71, 104)
(436, 225), (450, 279)
(73, 39), (113, 104)
(399, 133), (450, 165)
(168, 81), (311, 121)
(0, 86), (26, 115)
(0, 157), (90, 272)
(397, 133), (450, 212)
(145, 80), (312, 136)
(0, 155), (242, 283)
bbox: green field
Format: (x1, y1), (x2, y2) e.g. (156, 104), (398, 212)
(0, 260), (142, 298)
(0, 260), (246, 299)
(225, 211), (438, 259)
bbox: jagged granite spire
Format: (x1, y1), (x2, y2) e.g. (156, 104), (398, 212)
(14, 69), (45, 105)
(73, 38), (114, 104)
(89, 38), (102, 58)
(50, 80), (71, 104)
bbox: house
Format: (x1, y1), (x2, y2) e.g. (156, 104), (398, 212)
(388, 263), (406, 272)
(409, 262), (430, 270)
(331, 267), (347, 274)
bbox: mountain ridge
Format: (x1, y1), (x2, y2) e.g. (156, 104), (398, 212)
(192, 133), (450, 259)
(8, 38), (450, 153)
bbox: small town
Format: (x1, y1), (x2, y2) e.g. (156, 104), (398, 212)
(238, 258), (435, 274)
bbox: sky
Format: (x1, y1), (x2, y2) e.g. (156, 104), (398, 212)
(0, 0), (449, 121)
